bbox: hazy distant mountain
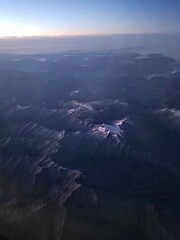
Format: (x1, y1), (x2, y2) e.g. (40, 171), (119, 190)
(0, 33), (180, 60)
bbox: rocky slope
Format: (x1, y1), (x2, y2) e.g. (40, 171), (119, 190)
(0, 52), (179, 239)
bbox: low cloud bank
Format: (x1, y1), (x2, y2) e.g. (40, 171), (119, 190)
(0, 34), (180, 60)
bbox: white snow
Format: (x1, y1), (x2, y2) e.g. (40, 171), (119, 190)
(71, 90), (80, 96)
(36, 57), (47, 62)
(16, 105), (29, 110)
(172, 70), (180, 74)
(102, 124), (124, 137)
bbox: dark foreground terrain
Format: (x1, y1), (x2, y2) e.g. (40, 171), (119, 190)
(0, 52), (180, 240)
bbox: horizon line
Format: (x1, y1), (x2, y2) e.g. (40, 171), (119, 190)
(0, 32), (180, 39)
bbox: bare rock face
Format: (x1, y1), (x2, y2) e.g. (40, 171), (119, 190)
(0, 120), (81, 240)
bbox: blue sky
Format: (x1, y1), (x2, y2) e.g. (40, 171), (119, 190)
(0, 0), (180, 36)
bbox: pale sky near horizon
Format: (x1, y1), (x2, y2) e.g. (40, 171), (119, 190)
(0, 0), (180, 37)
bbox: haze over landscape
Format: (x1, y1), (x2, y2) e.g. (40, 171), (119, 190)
(1, 34), (180, 61)
(0, 0), (180, 58)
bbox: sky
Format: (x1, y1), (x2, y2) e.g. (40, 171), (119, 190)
(0, 0), (180, 37)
